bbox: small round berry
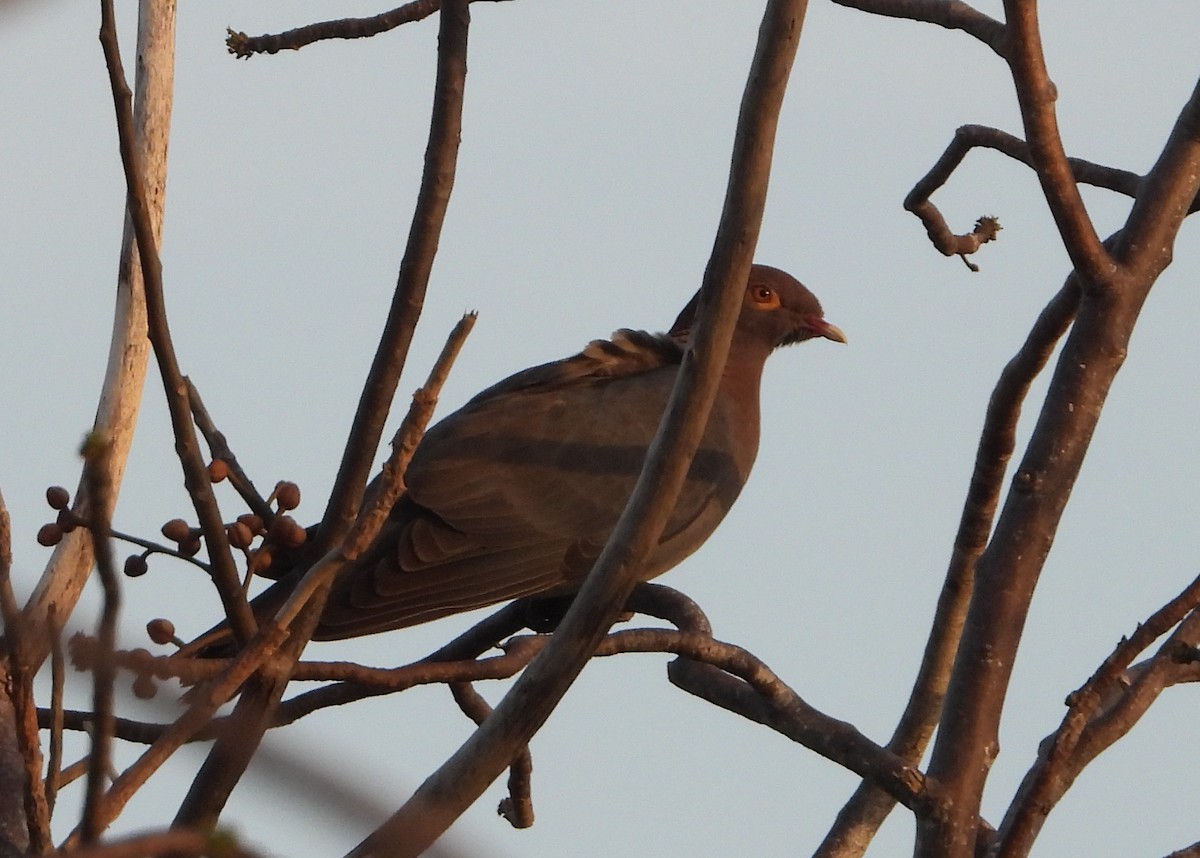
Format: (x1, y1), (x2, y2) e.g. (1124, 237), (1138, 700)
(208, 459), (230, 483)
(123, 555), (149, 577)
(146, 618), (177, 645)
(132, 674), (158, 700)
(273, 481), (301, 512)
(161, 519), (191, 543)
(46, 486), (70, 510)
(37, 523), (63, 547)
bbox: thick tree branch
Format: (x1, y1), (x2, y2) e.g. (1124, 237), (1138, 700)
(0, 491), (52, 853)
(816, 279), (1079, 858)
(1114, 77), (1200, 273)
(345, 5), (809, 854)
(1001, 1), (1112, 286)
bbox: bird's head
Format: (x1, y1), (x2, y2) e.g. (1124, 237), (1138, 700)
(669, 264), (846, 349)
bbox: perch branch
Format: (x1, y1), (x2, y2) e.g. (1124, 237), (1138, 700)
(345, 3), (810, 854)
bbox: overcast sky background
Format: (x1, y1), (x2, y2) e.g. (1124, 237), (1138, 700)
(3, 2), (1199, 856)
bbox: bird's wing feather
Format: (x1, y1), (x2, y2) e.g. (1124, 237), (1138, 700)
(315, 329), (748, 638)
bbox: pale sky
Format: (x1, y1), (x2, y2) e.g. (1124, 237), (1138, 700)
(3, 2), (1199, 856)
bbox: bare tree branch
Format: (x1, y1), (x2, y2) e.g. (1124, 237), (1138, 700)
(1114, 77), (1200, 273)
(995, 571), (1200, 857)
(79, 434), (121, 845)
(829, 0), (1006, 58)
(0, 490), (52, 852)
(345, 8), (811, 852)
(22, 0), (175, 670)
(97, 0), (256, 646)
(1001, 1), (1111, 285)
(186, 378), (274, 525)
(920, 45), (1200, 852)
(816, 277), (1079, 858)
(171, 1), (476, 832)
(227, 0), (512, 58)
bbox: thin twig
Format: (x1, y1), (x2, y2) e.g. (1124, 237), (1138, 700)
(45, 615), (65, 814)
(226, 0), (511, 58)
(80, 433), (121, 844)
(829, 0), (1007, 58)
(995, 571), (1200, 857)
(99, 0), (255, 645)
(186, 377), (274, 523)
(449, 683), (534, 828)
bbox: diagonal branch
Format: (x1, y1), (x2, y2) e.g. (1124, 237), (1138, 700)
(815, 278), (1079, 858)
(1114, 76), (1200, 274)
(994, 570), (1200, 857)
(171, 3), (475, 834)
(22, 0), (175, 669)
(344, 3), (811, 855)
(829, 0), (1007, 58)
(97, 0), (256, 645)
(1001, 0), (1111, 285)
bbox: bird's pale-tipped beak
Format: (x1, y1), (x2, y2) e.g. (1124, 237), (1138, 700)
(807, 316), (847, 344)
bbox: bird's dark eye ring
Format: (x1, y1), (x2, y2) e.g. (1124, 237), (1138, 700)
(751, 285), (774, 303)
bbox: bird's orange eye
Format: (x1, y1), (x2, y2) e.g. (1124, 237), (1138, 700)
(751, 285), (776, 305)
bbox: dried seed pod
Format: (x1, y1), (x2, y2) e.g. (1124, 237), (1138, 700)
(37, 523), (63, 547)
(161, 518), (192, 543)
(123, 555), (149, 577)
(178, 535), (203, 557)
(46, 485), (70, 510)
